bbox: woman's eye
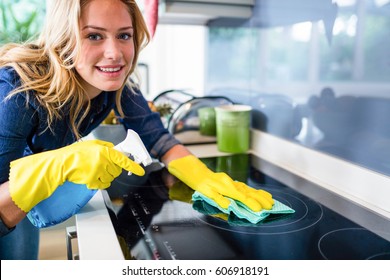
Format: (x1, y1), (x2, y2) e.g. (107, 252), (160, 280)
(87, 33), (102, 41)
(118, 33), (132, 40)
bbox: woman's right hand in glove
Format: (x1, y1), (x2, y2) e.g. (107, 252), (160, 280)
(8, 140), (145, 213)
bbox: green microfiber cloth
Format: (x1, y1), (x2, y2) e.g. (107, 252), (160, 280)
(192, 191), (295, 225)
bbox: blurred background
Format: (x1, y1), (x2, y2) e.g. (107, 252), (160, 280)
(2, 0), (390, 178)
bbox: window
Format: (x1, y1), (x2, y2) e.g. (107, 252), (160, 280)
(0, 0), (45, 44)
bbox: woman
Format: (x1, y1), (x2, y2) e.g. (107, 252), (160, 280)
(0, 0), (273, 259)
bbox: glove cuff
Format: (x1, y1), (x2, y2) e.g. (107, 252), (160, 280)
(9, 154), (60, 213)
(167, 155), (212, 187)
(168, 155), (209, 174)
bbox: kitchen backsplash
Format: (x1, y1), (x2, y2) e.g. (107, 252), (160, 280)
(205, 0), (390, 177)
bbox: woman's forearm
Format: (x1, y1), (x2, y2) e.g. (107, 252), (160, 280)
(160, 144), (192, 166)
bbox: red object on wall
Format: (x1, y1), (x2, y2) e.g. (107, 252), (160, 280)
(144, 0), (158, 38)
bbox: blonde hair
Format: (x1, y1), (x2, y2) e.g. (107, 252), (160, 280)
(0, 0), (150, 139)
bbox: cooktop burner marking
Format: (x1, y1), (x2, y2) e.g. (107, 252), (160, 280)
(367, 252), (390, 260)
(318, 228), (390, 260)
(193, 189), (323, 235)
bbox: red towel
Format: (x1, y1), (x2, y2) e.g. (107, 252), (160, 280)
(144, 0), (158, 38)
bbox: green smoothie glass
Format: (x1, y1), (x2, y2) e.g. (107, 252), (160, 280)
(215, 105), (252, 153)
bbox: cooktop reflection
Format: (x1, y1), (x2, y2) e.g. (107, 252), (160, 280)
(103, 154), (390, 260)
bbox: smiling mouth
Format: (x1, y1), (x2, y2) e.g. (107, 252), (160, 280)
(97, 66), (122, 73)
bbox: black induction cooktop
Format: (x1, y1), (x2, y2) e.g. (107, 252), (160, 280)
(103, 154), (390, 260)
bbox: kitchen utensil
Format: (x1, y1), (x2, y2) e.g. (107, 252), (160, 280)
(166, 95), (234, 144)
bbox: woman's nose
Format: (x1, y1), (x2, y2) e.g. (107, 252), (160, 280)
(104, 39), (122, 60)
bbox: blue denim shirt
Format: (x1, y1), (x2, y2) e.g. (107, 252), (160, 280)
(0, 67), (180, 184)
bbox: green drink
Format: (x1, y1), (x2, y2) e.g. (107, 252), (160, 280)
(215, 105), (251, 153)
(198, 107), (216, 136)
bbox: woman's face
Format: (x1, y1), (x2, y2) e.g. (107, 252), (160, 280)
(76, 0), (134, 99)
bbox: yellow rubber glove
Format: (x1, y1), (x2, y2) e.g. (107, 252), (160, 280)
(9, 140), (145, 213)
(167, 155), (274, 212)
(168, 181), (195, 204)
